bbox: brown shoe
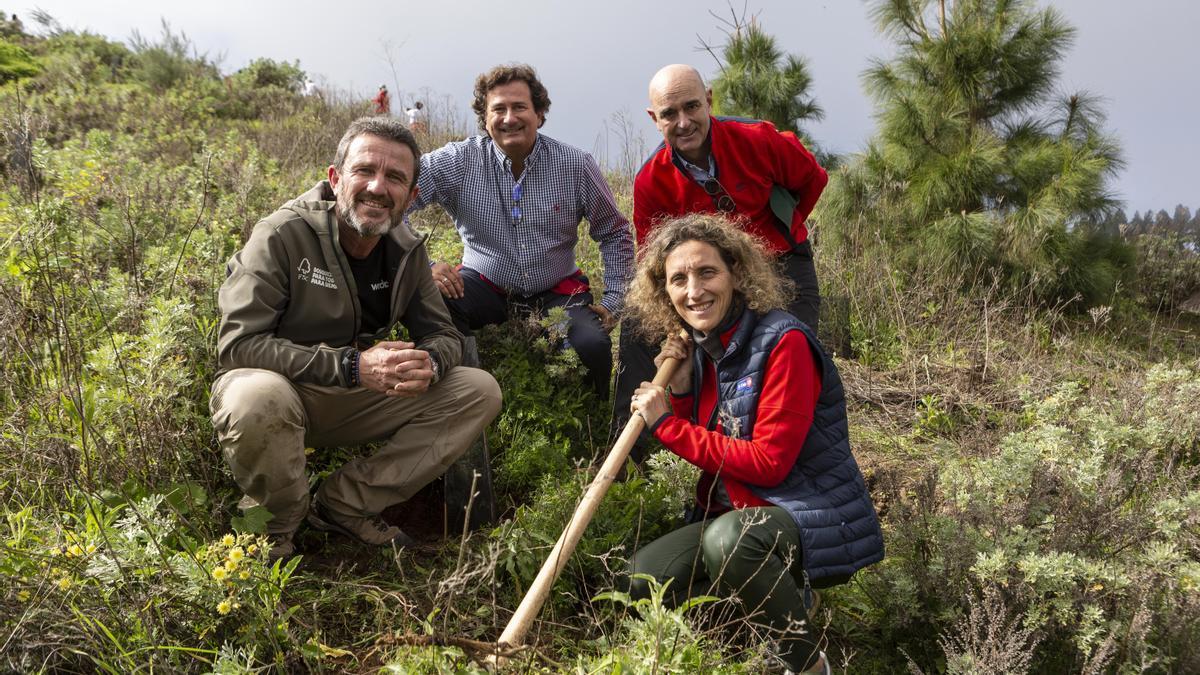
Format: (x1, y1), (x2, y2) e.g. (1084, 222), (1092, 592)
(307, 502), (414, 548)
(266, 531), (296, 562)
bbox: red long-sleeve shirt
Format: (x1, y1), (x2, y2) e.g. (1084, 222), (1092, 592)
(653, 327), (822, 510)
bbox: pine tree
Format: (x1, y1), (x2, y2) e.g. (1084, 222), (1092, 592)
(823, 0), (1128, 306)
(1172, 204), (1192, 234)
(1154, 209), (1173, 232)
(705, 12), (832, 165)
(1099, 207), (1126, 238)
(709, 18), (823, 136)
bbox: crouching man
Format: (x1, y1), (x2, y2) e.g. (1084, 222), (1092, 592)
(210, 117), (502, 560)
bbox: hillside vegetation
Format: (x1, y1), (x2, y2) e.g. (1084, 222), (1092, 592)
(2, 6), (1199, 674)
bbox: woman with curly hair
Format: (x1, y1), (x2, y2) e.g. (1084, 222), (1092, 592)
(625, 214), (883, 675)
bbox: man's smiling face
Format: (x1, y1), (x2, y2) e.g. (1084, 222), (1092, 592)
(484, 80), (542, 163)
(328, 133), (417, 238)
(647, 70), (713, 165)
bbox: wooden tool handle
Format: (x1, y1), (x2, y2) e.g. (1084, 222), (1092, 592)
(492, 352), (683, 659)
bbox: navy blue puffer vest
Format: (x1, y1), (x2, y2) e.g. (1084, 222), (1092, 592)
(690, 308), (884, 582)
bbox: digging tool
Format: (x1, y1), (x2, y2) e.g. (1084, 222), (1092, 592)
(488, 350), (684, 667)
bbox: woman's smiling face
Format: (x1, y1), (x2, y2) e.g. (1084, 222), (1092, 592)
(663, 239), (736, 333)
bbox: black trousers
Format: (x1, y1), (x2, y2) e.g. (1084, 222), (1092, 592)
(610, 242), (819, 456)
(446, 267), (612, 397)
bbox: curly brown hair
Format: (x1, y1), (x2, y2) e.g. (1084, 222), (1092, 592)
(471, 63), (551, 131)
(624, 214), (793, 341)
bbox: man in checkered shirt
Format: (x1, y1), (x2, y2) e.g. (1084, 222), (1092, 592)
(410, 64), (634, 397)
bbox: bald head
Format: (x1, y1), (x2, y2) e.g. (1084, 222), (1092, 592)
(648, 64), (706, 102)
(646, 64), (713, 165)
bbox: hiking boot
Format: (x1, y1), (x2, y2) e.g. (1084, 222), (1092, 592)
(266, 531), (296, 563)
(307, 501), (414, 548)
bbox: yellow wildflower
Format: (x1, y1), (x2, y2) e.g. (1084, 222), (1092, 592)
(67, 544), (83, 557)
(217, 600), (232, 615)
(16, 590), (30, 602)
(228, 547), (245, 563)
(212, 567), (228, 581)
(247, 544), (259, 555)
(221, 534), (236, 547)
(224, 559), (238, 572)
(239, 571), (250, 580)
(56, 577), (71, 591)
(86, 543), (97, 554)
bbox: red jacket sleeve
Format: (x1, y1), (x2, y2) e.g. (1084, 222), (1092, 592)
(668, 391), (693, 419)
(632, 171), (663, 249)
(653, 330), (821, 487)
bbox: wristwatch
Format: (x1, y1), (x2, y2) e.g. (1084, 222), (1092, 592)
(428, 351), (441, 383)
(341, 347), (361, 387)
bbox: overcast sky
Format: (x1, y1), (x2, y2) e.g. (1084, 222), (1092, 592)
(23, 0), (1199, 214)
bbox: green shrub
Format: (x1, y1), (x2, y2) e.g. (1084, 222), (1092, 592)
(229, 58), (304, 93)
(128, 20), (218, 91)
(586, 576), (739, 673)
(475, 307), (605, 497)
(1130, 233), (1200, 312)
(866, 364), (1200, 672)
(1, 489), (302, 672)
(0, 39), (40, 82)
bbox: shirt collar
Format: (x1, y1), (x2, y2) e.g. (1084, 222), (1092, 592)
(490, 134), (543, 174)
(677, 153), (717, 182)
(669, 125), (717, 182)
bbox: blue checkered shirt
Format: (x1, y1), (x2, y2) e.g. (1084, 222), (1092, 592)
(411, 134), (634, 313)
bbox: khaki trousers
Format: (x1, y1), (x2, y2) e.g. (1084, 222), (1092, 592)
(210, 367), (502, 535)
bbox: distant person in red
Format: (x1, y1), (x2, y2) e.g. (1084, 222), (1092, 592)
(372, 85), (390, 115)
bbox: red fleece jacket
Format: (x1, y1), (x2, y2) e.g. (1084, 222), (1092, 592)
(633, 117), (827, 253)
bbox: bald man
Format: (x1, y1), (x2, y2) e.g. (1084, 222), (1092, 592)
(611, 65), (828, 455)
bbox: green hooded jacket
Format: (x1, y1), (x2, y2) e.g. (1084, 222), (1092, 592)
(216, 180), (463, 385)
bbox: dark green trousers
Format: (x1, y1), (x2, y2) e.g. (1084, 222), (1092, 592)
(627, 507), (820, 671)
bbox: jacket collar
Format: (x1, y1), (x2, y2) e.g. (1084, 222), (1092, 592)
(691, 304), (759, 364)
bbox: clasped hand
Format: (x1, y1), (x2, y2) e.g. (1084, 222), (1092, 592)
(631, 334), (694, 427)
(358, 341), (434, 397)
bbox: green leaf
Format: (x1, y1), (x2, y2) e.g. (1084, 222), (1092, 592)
(231, 505), (272, 534)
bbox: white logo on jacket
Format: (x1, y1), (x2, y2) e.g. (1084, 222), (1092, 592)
(296, 257), (337, 289)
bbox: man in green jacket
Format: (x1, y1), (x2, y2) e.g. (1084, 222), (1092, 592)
(210, 117), (502, 560)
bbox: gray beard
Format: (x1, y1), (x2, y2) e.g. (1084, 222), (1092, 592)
(336, 187), (396, 237)
(337, 196), (395, 238)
